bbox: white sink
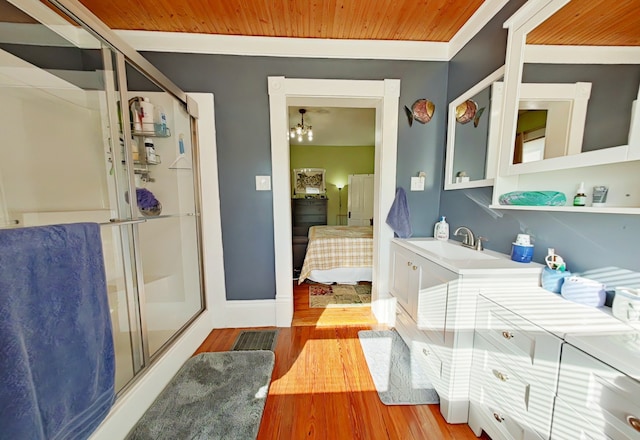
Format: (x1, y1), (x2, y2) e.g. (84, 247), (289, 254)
(404, 239), (499, 260)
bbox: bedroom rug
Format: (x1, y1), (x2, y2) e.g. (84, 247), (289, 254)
(358, 329), (440, 405)
(231, 330), (278, 351)
(126, 351), (274, 440)
(308, 283), (371, 308)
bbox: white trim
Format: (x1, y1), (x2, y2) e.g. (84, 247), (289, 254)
(268, 77), (400, 327)
(525, 45), (640, 64)
(191, 93), (228, 329)
(116, 30), (449, 61)
(225, 300), (278, 327)
(448, 0), (510, 58)
(444, 66), (504, 190)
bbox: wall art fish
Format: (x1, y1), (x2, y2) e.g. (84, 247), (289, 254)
(404, 99), (435, 126)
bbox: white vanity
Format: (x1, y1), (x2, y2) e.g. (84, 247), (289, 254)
(469, 290), (636, 440)
(388, 238), (639, 439)
(389, 238), (543, 423)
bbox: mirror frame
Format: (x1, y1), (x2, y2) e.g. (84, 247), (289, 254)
(497, 81), (592, 173)
(498, 0), (640, 177)
(444, 65), (504, 190)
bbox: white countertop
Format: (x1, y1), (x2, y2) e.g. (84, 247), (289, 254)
(481, 289), (632, 339)
(393, 237), (544, 275)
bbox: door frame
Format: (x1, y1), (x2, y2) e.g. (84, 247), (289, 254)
(268, 77), (400, 326)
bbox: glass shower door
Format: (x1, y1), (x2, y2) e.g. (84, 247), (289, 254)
(0, 0), (141, 391)
(124, 61), (204, 357)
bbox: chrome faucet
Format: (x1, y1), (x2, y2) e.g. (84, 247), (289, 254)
(454, 226), (475, 249)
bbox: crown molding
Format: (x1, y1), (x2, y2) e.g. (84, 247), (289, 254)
(525, 44), (640, 64)
(116, 30), (450, 61)
(448, 0), (510, 58)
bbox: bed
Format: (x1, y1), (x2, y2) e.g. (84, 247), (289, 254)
(298, 225), (373, 285)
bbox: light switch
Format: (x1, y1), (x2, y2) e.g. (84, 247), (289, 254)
(410, 176), (425, 191)
(256, 175), (271, 191)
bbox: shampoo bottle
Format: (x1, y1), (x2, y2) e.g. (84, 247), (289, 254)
(434, 216), (449, 241)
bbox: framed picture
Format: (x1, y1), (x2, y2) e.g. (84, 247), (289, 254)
(293, 168), (326, 195)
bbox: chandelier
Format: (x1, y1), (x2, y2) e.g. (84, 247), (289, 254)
(290, 108), (313, 142)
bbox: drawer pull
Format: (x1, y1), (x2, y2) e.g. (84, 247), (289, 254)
(422, 348), (430, 356)
(493, 412), (504, 423)
(407, 261), (412, 266)
(502, 331), (514, 340)
(412, 265), (418, 271)
(492, 369), (509, 382)
(627, 415), (640, 432)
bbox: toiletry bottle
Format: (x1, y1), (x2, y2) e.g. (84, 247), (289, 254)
(434, 216), (449, 241)
(573, 182), (586, 206)
(144, 137), (156, 163)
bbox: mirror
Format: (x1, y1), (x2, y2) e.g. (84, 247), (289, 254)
(508, 82), (592, 165)
(444, 66), (504, 190)
(498, 0), (640, 176)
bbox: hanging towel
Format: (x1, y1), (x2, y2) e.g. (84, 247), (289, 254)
(386, 187), (412, 238)
(0, 223), (115, 440)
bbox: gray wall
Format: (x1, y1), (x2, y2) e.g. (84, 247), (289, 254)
(442, 0), (640, 274)
(142, 53), (448, 300)
(523, 64), (640, 152)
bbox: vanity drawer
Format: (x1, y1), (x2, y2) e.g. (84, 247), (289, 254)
(473, 333), (555, 438)
(555, 344), (640, 440)
(475, 296), (562, 392)
(395, 304), (446, 391)
(468, 390), (545, 440)
(414, 338), (444, 381)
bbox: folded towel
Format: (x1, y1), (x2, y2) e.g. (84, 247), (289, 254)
(386, 187), (412, 238)
(0, 223), (115, 440)
(498, 191), (566, 206)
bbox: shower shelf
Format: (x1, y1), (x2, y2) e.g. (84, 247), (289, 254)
(131, 127), (171, 138)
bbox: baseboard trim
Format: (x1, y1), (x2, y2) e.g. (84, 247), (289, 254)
(223, 299), (277, 327)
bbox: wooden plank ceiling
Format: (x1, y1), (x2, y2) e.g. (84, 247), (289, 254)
(74, 0), (640, 46)
(77, 0), (484, 42)
(527, 0), (640, 46)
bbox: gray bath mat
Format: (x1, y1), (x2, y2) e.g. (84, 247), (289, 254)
(126, 351), (274, 440)
(231, 330), (278, 351)
(358, 329), (439, 405)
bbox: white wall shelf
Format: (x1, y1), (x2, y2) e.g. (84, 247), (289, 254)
(489, 205), (640, 215)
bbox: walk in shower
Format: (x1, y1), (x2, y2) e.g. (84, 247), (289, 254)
(0, 0), (205, 392)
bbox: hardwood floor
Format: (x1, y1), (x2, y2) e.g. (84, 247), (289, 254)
(193, 280), (485, 439)
(292, 280), (378, 327)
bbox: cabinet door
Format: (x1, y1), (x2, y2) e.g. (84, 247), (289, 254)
(554, 344), (640, 440)
(389, 243), (413, 313)
(415, 258), (457, 345)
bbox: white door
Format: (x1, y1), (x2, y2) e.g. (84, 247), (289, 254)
(347, 174), (374, 226)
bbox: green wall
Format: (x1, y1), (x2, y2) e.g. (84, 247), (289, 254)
(290, 145), (374, 225)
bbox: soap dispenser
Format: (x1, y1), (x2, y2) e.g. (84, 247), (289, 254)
(434, 216), (449, 241)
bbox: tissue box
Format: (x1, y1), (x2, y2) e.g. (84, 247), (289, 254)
(561, 276), (606, 307)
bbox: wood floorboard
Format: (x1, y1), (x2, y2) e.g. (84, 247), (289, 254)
(193, 280), (488, 439)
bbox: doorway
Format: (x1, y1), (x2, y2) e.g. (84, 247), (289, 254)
(268, 77), (401, 327)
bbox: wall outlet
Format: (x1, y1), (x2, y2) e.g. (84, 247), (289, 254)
(410, 176), (425, 191)
(256, 175), (271, 191)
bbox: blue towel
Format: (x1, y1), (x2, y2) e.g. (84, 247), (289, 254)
(386, 187), (412, 238)
(0, 223), (115, 440)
